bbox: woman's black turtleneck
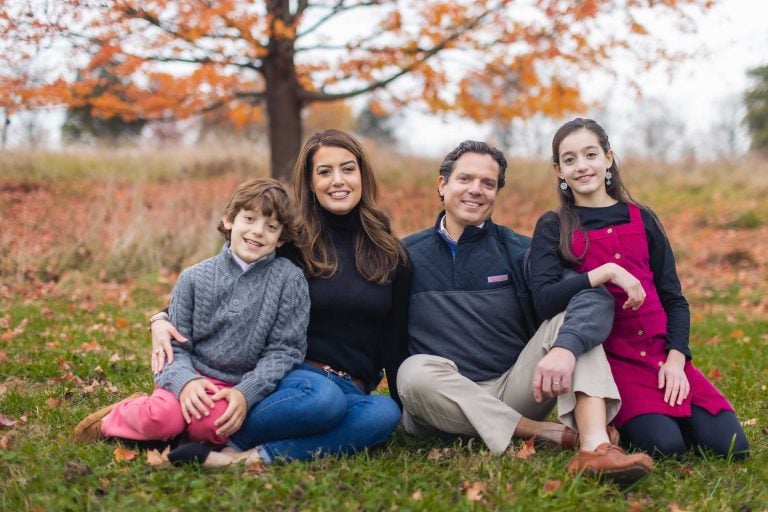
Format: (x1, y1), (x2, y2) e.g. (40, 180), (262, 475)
(279, 206), (411, 403)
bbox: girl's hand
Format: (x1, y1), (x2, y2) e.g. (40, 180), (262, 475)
(150, 319), (188, 374)
(658, 350), (689, 406)
(179, 378), (219, 423)
(589, 263), (646, 311)
(212, 388), (247, 438)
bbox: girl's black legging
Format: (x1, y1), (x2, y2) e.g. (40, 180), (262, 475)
(619, 405), (749, 459)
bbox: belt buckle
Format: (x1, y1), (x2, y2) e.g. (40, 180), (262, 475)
(321, 365), (350, 379)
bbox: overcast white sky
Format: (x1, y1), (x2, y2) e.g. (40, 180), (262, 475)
(395, 0), (768, 159)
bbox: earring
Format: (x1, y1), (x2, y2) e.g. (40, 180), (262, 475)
(605, 171), (613, 187)
(559, 180), (568, 191)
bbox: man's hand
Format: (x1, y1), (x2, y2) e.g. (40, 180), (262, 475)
(150, 319), (188, 374)
(532, 347), (576, 402)
(179, 378), (220, 423)
(212, 388), (247, 438)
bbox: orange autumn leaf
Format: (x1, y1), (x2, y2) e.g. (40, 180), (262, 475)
(114, 446), (138, 462)
(543, 479), (562, 493)
(707, 368), (723, 381)
(116, 317), (128, 329)
(0, 351), (8, 364)
(729, 329), (744, 338)
(411, 490), (423, 501)
(516, 438), (537, 460)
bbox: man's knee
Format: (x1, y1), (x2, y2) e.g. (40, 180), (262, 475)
(397, 354), (453, 402)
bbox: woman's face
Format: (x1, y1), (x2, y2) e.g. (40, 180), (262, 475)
(310, 145), (363, 215)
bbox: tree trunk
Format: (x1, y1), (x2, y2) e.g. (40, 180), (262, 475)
(264, 0), (303, 183)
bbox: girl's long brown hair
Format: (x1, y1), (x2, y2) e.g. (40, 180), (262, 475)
(292, 129), (407, 283)
(551, 118), (636, 264)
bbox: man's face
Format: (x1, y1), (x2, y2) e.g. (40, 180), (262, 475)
(438, 152), (499, 240)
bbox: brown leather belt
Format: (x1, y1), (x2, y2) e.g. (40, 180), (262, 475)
(304, 359), (365, 391)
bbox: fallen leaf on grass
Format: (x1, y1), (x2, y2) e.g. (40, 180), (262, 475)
(114, 447), (137, 462)
(0, 432), (12, 450)
(0, 414), (17, 428)
(543, 480), (562, 492)
(729, 329), (744, 338)
(0, 351), (9, 364)
(411, 490), (423, 501)
(146, 445), (170, 466)
(461, 481), (487, 502)
(707, 368), (723, 381)
(741, 418), (758, 427)
(46, 397), (63, 407)
(627, 494), (653, 511)
(81, 340), (103, 353)
(668, 503), (688, 512)
(516, 438), (536, 460)
(427, 447), (454, 461)
(116, 317), (128, 329)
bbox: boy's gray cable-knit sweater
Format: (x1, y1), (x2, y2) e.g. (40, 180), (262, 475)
(155, 244), (310, 409)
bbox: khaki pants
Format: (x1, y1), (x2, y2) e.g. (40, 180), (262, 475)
(397, 312), (621, 454)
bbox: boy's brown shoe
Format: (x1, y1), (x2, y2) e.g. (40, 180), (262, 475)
(72, 392), (147, 443)
(566, 443), (652, 486)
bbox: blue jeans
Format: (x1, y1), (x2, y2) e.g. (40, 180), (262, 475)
(229, 364), (401, 462)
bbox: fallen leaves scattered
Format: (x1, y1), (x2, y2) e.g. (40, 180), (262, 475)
(0, 413), (17, 428)
(707, 368), (723, 382)
(543, 479), (562, 493)
(46, 397), (63, 408)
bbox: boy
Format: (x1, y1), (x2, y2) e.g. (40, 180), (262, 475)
(73, 179), (310, 461)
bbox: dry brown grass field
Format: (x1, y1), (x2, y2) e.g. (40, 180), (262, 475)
(1, 145), (767, 319)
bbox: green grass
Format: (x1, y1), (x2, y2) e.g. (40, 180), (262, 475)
(1, 282), (767, 511)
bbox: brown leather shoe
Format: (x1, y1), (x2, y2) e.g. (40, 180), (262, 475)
(566, 443), (652, 486)
(72, 392), (147, 443)
(536, 425), (620, 451)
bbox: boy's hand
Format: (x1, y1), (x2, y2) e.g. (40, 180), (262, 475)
(151, 319), (188, 374)
(212, 388), (247, 438)
(179, 378), (219, 423)
(658, 349), (689, 406)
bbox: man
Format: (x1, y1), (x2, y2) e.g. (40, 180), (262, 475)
(397, 140), (653, 484)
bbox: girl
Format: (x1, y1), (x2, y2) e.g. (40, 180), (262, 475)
(528, 118), (749, 459)
(150, 129), (411, 465)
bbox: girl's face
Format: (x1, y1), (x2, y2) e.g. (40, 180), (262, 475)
(555, 128), (614, 206)
(310, 145), (363, 215)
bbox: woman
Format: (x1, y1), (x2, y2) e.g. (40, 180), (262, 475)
(149, 129), (411, 466)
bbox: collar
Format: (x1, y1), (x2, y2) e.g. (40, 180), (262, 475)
(225, 243), (276, 272)
(437, 212), (486, 243)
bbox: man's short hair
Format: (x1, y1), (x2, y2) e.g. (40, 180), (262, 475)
(438, 140), (507, 189)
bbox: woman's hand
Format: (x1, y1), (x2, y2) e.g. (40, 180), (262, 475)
(658, 349), (689, 406)
(150, 319), (188, 374)
(589, 263), (646, 311)
(179, 378), (219, 423)
(212, 388), (247, 438)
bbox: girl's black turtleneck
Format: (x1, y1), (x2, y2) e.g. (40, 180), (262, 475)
(279, 206), (411, 403)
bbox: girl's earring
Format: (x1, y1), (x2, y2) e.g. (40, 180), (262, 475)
(559, 179), (568, 191)
(605, 171), (613, 187)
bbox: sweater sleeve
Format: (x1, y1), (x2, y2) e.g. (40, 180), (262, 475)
(234, 271), (310, 409)
(529, 212), (593, 319)
(643, 209), (692, 359)
(155, 268), (205, 396)
(378, 255), (412, 409)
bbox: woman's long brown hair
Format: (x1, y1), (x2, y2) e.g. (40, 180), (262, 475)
(292, 129), (407, 283)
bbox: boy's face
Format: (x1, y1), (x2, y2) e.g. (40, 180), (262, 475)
(222, 209), (284, 264)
